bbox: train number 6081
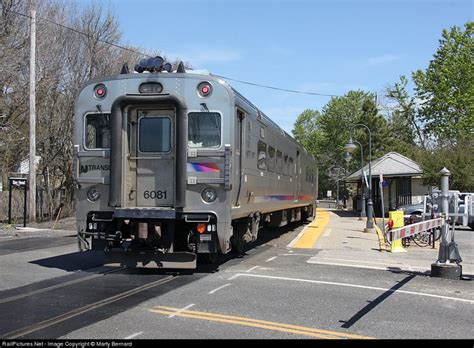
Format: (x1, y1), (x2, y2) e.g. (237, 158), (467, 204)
(143, 190), (167, 199)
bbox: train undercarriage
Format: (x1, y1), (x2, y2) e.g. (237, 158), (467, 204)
(77, 205), (315, 269)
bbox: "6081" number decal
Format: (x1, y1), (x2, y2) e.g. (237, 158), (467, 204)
(143, 190), (167, 200)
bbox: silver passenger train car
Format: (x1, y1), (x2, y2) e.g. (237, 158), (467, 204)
(74, 58), (318, 268)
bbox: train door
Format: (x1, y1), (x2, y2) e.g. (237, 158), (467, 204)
(232, 109), (245, 207)
(295, 150), (300, 201)
(129, 108), (175, 207)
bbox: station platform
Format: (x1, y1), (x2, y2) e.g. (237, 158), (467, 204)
(288, 208), (474, 278)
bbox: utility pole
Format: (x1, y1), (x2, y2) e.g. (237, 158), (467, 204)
(29, 3), (36, 222)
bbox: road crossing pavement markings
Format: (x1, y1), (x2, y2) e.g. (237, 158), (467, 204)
(124, 331), (143, 339)
(149, 306), (373, 339)
(208, 283), (232, 294)
(232, 273), (474, 304)
(168, 303), (195, 318)
(306, 259), (422, 273)
(288, 208), (330, 249)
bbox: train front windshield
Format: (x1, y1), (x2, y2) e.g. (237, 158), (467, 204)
(187, 112), (221, 148)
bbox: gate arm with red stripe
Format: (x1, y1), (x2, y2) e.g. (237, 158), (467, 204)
(387, 218), (445, 242)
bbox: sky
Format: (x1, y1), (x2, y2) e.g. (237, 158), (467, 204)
(76, 0), (473, 134)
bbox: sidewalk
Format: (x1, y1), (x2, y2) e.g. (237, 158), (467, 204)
(0, 216), (76, 238)
(304, 209), (474, 277)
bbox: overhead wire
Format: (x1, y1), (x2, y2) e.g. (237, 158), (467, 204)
(7, 8), (340, 98)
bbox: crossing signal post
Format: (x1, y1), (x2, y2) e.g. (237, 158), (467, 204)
(431, 168), (462, 279)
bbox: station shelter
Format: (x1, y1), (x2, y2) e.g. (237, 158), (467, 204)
(345, 152), (430, 217)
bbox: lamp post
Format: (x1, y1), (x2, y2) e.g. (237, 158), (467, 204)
(345, 124), (374, 232)
(345, 140), (366, 220)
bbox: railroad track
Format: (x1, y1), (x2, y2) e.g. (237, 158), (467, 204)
(0, 267), (188, 339)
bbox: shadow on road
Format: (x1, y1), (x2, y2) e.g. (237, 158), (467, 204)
(330, 210), (360, 218)
(28, 220), (308, 276)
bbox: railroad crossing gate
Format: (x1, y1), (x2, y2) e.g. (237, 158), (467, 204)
(387, 213), (445, 253)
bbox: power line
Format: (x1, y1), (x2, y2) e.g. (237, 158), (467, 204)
(8, 8), (339, 98)
(7, 9), (152, 58)
(213, 74), (339, 97)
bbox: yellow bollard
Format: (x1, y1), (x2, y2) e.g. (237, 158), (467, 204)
(389, 211), (406, 253)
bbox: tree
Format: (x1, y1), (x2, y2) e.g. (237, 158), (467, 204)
(385, 22), (474, 191)
(292, 109), (322, 156)
(292, 90), (392, 197)
(386, 75), (426, 150)
(0, 0), (149, 219)
(418, 138), (474, 192)
(412, 22), (474, 143)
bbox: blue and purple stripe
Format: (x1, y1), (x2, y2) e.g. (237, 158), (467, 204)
(254, 195), (314, 203)
(187, 163), (221, 173)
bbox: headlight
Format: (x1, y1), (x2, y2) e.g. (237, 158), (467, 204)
(201, 187), (217, 203)
(432, 203), (439, 211)
(87, 186), (101, 202)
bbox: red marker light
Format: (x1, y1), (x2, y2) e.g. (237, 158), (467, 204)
(94, 84), (107, 99)
(198, 82), (212, 97)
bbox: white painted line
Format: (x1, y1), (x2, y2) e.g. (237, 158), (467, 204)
(307, 256), (419, 271)
(245, 265), (260, 273)
(279, 252), (315, 257)
(208, 283), (232, 295)
(168, 304), (195, 318)
(124, 331), (143, 339)
(323, 228), (332, 237)
(288, 250), (294, 253)
(265, 256), (277, 262)
(313, 256), (402, 266)
(307, 260), (421, 273)
(228, 274), (241, 280)
(235, 273), (474, 304)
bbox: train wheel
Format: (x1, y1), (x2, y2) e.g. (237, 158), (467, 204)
(231, 222), (247, 255)
(302, 208), (309, 222)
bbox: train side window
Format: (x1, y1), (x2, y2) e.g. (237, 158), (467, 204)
(267, 146), (275, 172)
(188, 112), (221, 148)
(257, 141), (267, 170)
(289, 157), (294, 177)
(283, 154), (288, 176)
(85, 113), (110, 149)
(276, 150), (282, 174)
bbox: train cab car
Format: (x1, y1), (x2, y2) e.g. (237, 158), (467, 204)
(74, 58), (318, 268)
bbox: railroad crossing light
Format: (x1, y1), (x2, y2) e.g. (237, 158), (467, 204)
(431, 189), (441, 215)
(387, 219), (394, 229)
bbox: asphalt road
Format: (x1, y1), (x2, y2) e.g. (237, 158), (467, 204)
(0, 223), (472, 340)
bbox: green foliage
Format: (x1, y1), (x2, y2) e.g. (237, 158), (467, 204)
(386, 76), (425, 149)
(292, 91), (392, 197)
(292, 109), (322, 156)
(412, 22), (474, 142)
(385, 22), (474, 191)
(416, 138), (474, 191)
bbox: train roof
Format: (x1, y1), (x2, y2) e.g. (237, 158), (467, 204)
(78, 68), (313, 159)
